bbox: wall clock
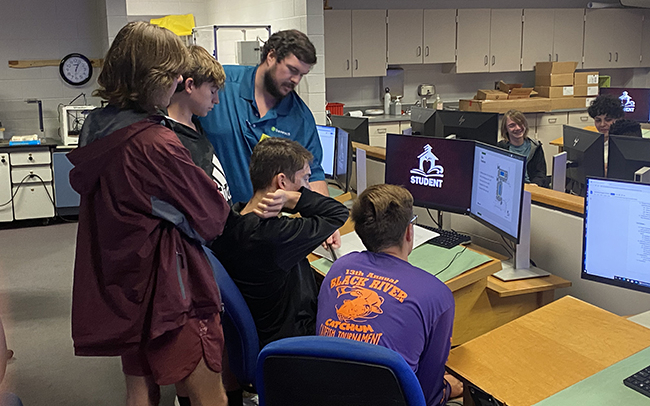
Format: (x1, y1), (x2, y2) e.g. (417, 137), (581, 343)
(59, 53), (93, 86)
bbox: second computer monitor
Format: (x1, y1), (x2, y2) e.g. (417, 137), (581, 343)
(607, 135), (650, 181)
(335, 128), (351, 192)
(470, 142), (526, 243)
(434, 110), (499, 146)
(330, 115), (369, 145)
(385, 133), (475, 214)
(563, 125), (604, 196)
(316, 125), (336, 177)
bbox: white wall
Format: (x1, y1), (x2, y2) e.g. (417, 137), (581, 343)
(126, 0), (210, 26)
(0, 0), (107, 140)
(205, 0), (327, 124)
(328, 0), (613, 9)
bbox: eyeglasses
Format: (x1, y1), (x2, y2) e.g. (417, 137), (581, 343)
(410, 214), (418, 225)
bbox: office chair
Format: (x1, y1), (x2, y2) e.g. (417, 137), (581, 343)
(256, 336), (426, 406)
(203, 247), (260, 392)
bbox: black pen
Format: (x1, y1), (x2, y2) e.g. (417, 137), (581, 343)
(327, 243), (338, 261)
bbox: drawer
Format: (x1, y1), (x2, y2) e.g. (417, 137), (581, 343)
(568, 111), (591, 127)
(9, 150), (51, 166)
(537, 113), (568, 127)
(369, 134), (386, 148)
(369, 123), (401, 137)
(12, 182), (54, 220)
(12, 166), (52, 184)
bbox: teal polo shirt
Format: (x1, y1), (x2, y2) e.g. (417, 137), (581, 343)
(200, 64), (324, 203)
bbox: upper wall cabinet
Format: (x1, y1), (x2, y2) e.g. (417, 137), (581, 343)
(324, 9), (387, 78)
(641, 11), (650, 68)
(387, 9), (456, 65)
(521, 9), (585, 71)
(584, 9), (642, 69)
(456, 9), (522, 73)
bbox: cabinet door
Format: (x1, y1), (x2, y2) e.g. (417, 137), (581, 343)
(324, 10), (352, 78)
(368, 122), (400, 148)
(489, 9), (523, 72)
(457, 9), (491, 73)
(584, 10), (615, 69)
(0, 152), (12, 222)
(553, 9), (585, 64)
(521, 9), (555, 71)
(388, 9), (423, 64)
(352, 9), (387, 77)
(423, 9), (457, 64)
(643, 11), (650, 68)
(614, 9), (642, 68)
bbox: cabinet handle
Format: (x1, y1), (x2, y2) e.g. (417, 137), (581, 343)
(548, 118), (557, 124)
(615, 52), (618, 62)
(355, 59), (358, 70)
(609, 52), (612, 62)
(549, 53), (552, 62)
(484, 55), (488, 65)
(425, 46), (429, 57)
(555, 54), (558, 62)
(581, 117), (589, 122)
(492, 55), (495, 65)
(377, 128), (387, 134)
(416, 46), (421, 57)
(346, 60), (350, 71)
(28, 156), (34, 162)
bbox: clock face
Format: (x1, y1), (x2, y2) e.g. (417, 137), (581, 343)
(59, 53), (92, 86)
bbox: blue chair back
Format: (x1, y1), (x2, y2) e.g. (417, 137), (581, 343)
(256, 336), (426, 406)
(203, 246), (259, 389)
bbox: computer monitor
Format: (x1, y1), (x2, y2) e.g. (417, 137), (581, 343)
(410, 107), (436, 136)
(600, 87), (650, 123)
(330, 116), (369, 145)
(469, 142), (526, 243)
(582, 177), (650, 294)
(384, 133), (475, 214)
(335, 128), (351, 192)
(316, 124), (336, 178)
(607, 135), (650, 181)
(432, 110), (500, 146)
(563, 125), (605, 196)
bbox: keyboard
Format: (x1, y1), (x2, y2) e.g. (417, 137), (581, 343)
(419, 224), (471, 249)
(624, 364), (650, 398)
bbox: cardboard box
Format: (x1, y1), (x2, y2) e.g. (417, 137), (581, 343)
(459, 98), (552, 114)
(497, 81), (534, 99)
(535, 73), (574, 87)
(476, 89), (509, 100)
(573, 85), (599, 97)
(574, 71), (599, 86)
(535, 86), (574, 98)
(535, 61), (578, 76)
(550, 97), (592, 111)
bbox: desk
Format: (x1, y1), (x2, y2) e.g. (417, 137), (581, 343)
(311, 193), (571, 345)
(446, 296), (650, 406)
(550, 136), (563, 153)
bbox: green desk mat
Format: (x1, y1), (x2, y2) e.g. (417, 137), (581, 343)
(312, 244), (492, 283)
(533, 346), (650, 406)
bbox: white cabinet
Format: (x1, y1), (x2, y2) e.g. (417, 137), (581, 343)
(369, 122), (401, 148)
(521, 9), (585, 71)
(324, 9), (387, 78)
(387, 9), (456, 65)
(0, 152), (12, 222)
(537, 113), (569, 176)
(584, 9), (643, 69)
(8, 148), (55, 221)
(642, 11), (650, 68)
(456, 9), (522, 73)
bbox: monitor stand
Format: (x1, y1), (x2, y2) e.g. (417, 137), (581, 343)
(493, 190), (550, 281)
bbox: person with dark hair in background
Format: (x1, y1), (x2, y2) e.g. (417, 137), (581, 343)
(498, 109), (549, 187)
(199, 29), (341, 249)
(316, 184), (463, 406)
(167, 45), (232, 205)
(210, 137), (348, 350)
(608, 118), (643, 138)
(586, 94), (626, 170)
(69, 22), (231, 406)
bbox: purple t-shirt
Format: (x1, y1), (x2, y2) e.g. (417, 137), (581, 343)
(316, 251), (455, 406)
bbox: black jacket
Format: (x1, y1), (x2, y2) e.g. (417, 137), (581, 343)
(498, 139), (549, 187)
(210, 188), (349, 348)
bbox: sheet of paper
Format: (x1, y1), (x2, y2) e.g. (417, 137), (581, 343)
(313, 225), (439, 262)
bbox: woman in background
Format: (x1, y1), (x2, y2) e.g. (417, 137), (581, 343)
(498, 109), (549, 187)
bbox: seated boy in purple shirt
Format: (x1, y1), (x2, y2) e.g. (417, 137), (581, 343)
(316, 184), (462, 405)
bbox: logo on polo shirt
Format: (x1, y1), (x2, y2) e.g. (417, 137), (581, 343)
(410, 144), (444, 188)
(271, 126), (291, 137)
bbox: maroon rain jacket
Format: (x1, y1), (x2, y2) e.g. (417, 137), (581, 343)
(68, 111), (229, 356)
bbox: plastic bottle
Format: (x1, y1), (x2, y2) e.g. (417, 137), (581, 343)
(394, 96), (403, 115)
(384, 87), (391, 115)
(435, 94), (443, 110)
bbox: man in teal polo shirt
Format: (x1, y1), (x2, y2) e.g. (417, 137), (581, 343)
(200, 29), (328, 204)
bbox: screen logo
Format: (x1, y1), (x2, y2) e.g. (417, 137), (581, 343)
(410, 144), (444, 188)
(620, 91), (636, 113)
